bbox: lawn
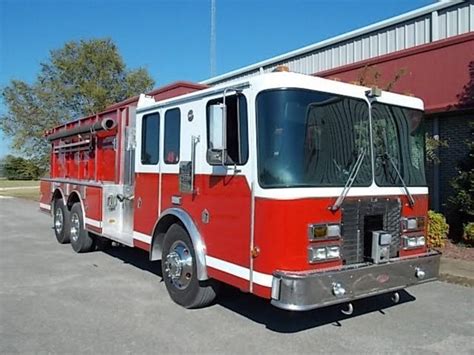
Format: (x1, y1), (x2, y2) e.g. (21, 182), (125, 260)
(0, 179), (40, 188)
(0, 179), (40, 201)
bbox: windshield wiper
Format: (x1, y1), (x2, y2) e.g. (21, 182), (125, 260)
(381, 153), (415, 207)
(330, 148), (366, 211)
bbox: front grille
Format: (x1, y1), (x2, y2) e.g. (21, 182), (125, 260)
(341, 198), (401, 264)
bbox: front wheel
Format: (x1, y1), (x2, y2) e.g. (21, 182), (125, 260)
(162, 224), (217, 308)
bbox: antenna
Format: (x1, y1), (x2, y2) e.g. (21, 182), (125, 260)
(210, 0), (216, 77)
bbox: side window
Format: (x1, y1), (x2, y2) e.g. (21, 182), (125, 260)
(206, 94), (248, 165)
(141, 113), (159, 165)
(164, 108), (181, 164)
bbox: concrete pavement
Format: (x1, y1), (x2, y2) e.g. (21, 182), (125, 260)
(440, 258), (474, 287)
(1, 198), (473, 354)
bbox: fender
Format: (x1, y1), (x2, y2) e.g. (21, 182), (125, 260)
(51, 186), (66, 205)
(150, 208), (208, 281)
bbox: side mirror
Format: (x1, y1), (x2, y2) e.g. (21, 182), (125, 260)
(208, 103), (227, 165)
(209, 103), (227, 151)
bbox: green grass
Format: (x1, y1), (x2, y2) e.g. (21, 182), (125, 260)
(0, 189), (40, 201)
(0, 180), (40, 188)
(0, 179), (40, 201)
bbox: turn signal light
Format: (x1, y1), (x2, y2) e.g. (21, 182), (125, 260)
(308, 223), (341, 240)
(401, 217), (425, 231)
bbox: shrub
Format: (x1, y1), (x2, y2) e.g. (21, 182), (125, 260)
(448, 122), (474, 239)
(463, 223), (474, 246)
(427, 210), (449, 248)
(1, 155), (41, 180)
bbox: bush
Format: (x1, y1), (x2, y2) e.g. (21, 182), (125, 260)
(427, 210), (449, 248)
(448, 123), (474, 239)
(463, 223), (474, 246)
(1, 155), (41, 180)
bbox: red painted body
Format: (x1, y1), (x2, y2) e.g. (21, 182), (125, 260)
(39, 64), (437, 303)
(133, 173), (160, 236)
(156, 174), (252, 290)
(85, 186), (102, 224)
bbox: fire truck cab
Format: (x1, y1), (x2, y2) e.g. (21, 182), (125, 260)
(40, 71), (440, 311)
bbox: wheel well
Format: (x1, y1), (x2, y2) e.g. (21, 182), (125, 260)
(66, 192), (81, 210)
(52, 189), (64, 205)
(150, 215), (184, 261)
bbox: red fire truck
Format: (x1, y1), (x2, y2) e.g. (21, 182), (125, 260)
(40, 71), (440, 312)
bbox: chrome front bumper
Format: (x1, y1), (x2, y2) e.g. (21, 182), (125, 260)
(271, 251), (441, 311)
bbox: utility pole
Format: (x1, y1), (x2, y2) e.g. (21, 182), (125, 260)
(210, 0), (216, 77)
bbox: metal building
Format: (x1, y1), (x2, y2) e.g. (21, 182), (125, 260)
(202, 0), (474, 228)
(202, 0), (473, 85)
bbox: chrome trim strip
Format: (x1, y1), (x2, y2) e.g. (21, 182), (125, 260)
(42, 178), (103, 188)
(249, 181), (256, 292)
(51, 185), (66, 205)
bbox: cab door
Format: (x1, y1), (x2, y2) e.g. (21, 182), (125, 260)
(198, 93), (253, 291)
(133, 111), (161, 249)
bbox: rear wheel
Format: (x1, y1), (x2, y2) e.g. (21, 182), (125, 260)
(53, 199), (70, 244)
(162, 224), (217, 308)
(69, 203), (94, 253)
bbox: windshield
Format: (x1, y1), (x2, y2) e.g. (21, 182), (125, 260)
(372, 103), (426, 186)
(256, 89), (371, 188)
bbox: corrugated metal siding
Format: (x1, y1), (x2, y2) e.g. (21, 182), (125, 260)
(264, 13), (432, 75)
(206, 1), (473, 86)
(438, 1), (473, 39)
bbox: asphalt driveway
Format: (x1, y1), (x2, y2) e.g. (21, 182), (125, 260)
(1, 197), (473, 354)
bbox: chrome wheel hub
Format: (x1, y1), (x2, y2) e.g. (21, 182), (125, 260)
(54, 208), (63, 234)
(70, 213), (80, 242)
(164, 241), (193, 290)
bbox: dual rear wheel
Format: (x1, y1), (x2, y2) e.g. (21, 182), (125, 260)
(51, 200), (216, 308)
(69, 203), (95, 253)
(52, 200), (99, 253)
(53, 199), (70, 244)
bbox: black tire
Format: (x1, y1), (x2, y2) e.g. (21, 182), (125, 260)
(162, 224), (217, 308)
(69, 203), (94, 253)
(53, 199), (70, 244)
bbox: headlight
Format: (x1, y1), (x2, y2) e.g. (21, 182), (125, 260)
(326, 246), (341, 259)
(308, 223), (341, 240)
(402, 235), (425, 249)
(308, 245), (341, 263)
(417, 236), (425, 246)
(401, 217), (425, 231)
